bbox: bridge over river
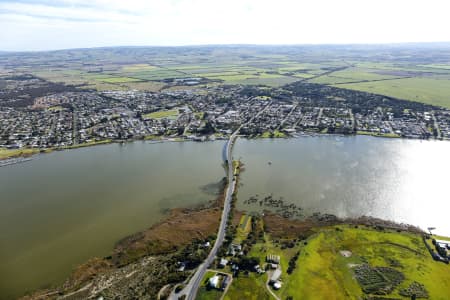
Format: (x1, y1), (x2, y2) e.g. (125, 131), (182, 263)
(169, 102), (271, 300)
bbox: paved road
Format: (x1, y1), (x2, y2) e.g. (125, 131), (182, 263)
(172, 131), (237, 300)
(169, 103), (271, 300)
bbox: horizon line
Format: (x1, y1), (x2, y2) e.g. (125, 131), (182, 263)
(2, 41), (450, 53)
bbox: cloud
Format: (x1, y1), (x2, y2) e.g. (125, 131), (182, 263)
(1, 0), (450, 51)
(0, 1), (141, 22)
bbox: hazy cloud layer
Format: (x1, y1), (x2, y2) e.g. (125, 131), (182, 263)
(1, 0), (450, 51)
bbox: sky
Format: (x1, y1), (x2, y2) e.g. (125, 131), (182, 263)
(1, 0), (450, 51)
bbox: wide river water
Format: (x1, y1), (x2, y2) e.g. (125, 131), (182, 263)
(0, 141), (226, 299)
(234, 136), (450, 236)
(1, 136), (450, 299)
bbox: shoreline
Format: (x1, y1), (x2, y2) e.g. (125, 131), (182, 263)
(19, 176), (230, 300)
(19, 199), (433, 300)
(2, 131), (449, 162)
(8, 134), (450, 298)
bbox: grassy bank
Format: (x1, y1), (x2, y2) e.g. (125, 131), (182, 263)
(21, 177), (231, 300)
(357, 131), (401, 138)
(259, 130), (287, 138)
(0, 140), (112, 161)
(60, 139), (113, 150)
(0, 148), (40, 160)
(224, 220), (450, 300)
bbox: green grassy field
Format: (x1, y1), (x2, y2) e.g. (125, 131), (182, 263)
(236, 77), (298, 86)
(202, 70), (289, 82)
(289, 73), (316, 79)
(13, 47), (450, 107)
(121, 64), (158, 72)
(309, 68), (400, 85)
(294, 226), (450, 299)
(99, 77), (142, 83)
(233, 215), (252, 244)
(283, 226), (450, 299)
(337, 77), (450, 108)
(143, 109), (179, 119)
(188, 62), (331, 86)
(223, 273), (271, 300)
(27, 54), (344, 89)
(120, 81), (165, 91)
(417, 64), (450, 70)
(301, 62), (450, 108)
(331, 68), (400, 81)
(124, 70), (189, 80)
(228, 225), (450, 300)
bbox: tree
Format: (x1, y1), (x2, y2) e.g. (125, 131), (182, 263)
(238, 256), (260, 270)
(201, 121), (215, 135)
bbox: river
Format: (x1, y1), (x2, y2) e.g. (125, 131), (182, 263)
(234, 135), (450, 236)
(1, 136), (450, 299)
(0, 141), (226, 300)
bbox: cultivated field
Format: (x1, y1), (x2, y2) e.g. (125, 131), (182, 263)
(2, 45), (450, 107)
(337, 77), (450, 108)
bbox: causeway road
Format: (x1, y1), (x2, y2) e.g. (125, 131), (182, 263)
(170, 102), (271, 300)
